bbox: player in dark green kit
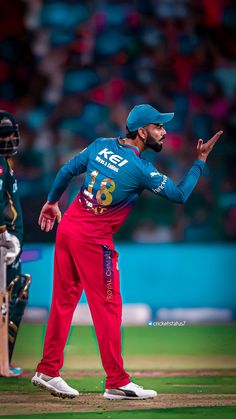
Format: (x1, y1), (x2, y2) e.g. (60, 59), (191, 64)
(0, 110), (31, 377)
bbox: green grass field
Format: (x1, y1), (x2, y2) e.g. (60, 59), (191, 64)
(1, 408), (236, 419)
(1, 406), (236, 419)
(0, 324), (235, 418)
(1, 375), (236, 394)
(13, 323), (236, 370)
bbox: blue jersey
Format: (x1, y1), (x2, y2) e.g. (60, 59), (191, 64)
(48, 137), (205, 240)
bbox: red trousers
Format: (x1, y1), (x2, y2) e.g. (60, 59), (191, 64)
(37, 222), (130, 388)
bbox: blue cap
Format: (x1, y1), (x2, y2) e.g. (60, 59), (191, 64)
(126, 104), (174, 133)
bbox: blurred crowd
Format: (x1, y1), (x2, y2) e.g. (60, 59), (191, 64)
(0, 0), (236, 243)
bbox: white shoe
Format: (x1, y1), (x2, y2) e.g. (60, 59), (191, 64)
(32, 372), (79, 399)
(104, 382), (157, 400)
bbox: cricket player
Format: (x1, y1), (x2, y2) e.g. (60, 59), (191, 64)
(0, 111), (31, 377)
(32, 104), (222, 399)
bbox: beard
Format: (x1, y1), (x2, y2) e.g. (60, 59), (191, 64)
(145, 133), (163, 152)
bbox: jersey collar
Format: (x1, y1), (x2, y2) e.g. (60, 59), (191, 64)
(116, 138), (141, 157)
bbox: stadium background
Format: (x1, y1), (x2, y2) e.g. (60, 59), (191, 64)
(1, 1), (236, 418)
(1, 2), (236, 327)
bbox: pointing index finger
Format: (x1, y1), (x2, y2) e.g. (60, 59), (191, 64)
(209, 130), (223, 146)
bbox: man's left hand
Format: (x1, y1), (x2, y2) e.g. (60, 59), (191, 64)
(197, 130), (223, 162)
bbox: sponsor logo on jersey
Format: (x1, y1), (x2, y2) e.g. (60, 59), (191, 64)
(152, 175), (167, 193)
(96, 148), (128, 172)
(0, 165), (4, 176)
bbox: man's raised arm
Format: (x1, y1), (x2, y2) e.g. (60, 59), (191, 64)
(144, 131), (223, 204)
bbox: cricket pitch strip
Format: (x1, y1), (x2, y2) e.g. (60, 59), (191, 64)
(0, 392), (235, 416)
(0, 371), (236, 416)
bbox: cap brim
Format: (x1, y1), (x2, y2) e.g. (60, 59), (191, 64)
(152, 112), (174, 124)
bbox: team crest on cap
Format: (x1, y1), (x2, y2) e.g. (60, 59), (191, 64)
(0, 116), (13, 128)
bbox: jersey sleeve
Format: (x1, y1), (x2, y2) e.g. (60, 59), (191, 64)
(0, 160), (7, 228)
(0, 181), (6, 228)
(142, 159), (205, 203)
(48, 145), (90, 202)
